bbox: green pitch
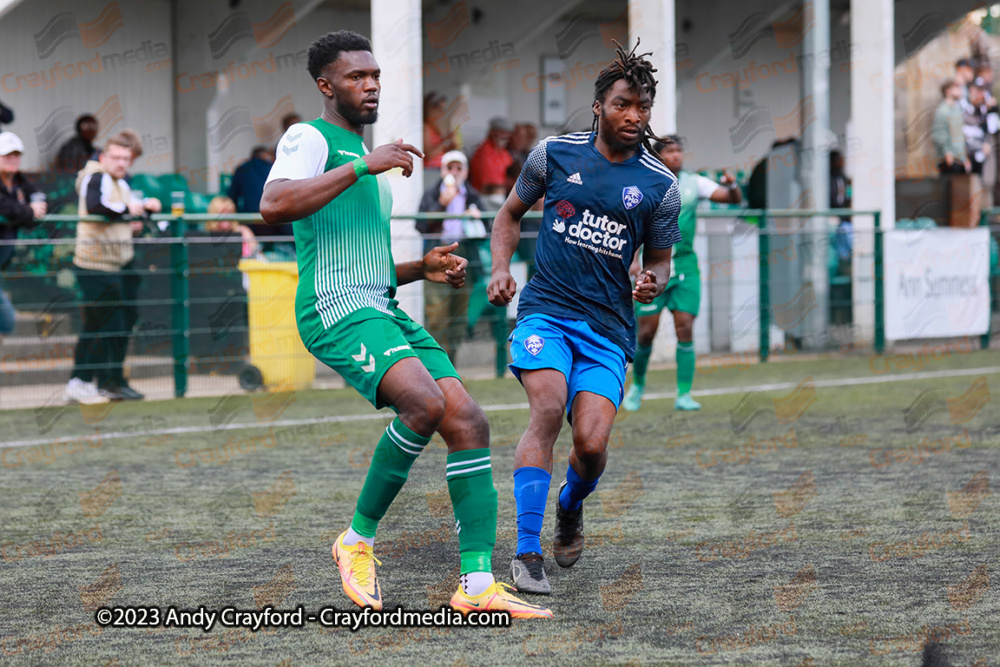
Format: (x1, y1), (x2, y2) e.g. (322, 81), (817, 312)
(1, 348), (998, 665)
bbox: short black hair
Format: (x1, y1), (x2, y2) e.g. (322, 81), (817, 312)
(956, 58), (973, 69)
(307, 30), (372, 80)
(250, 145), (269, 160)
(75, 114), (97, 132)
(654, 135), (682, 153)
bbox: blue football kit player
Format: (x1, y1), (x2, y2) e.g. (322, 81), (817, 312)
(488, 42), (681, 594)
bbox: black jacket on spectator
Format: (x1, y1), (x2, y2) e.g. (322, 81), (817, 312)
(0, 172), (39, 269)
(0, 100), (12, 127)
(57, 136), (96, 174)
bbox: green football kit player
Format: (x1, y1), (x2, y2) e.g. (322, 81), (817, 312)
(260, 30), (550, 619)
(623, 136), (742, 412)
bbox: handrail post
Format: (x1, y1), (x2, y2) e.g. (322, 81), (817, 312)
(759, 212), (770, 363)
(981, 209), (993, 350)
(493, 307), (507, 379)
(171, 217), (189, 397)
(874, 211), (885, 356)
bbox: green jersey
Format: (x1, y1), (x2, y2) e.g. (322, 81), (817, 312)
(266, 118), (396, 330)
(671, 171), (718, 275)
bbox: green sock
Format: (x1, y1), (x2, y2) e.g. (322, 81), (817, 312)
(632, 343), (652, 388)
(351, 418), (431, 538)
(447, 448), (497, 574)
(677, 341), (695, 395)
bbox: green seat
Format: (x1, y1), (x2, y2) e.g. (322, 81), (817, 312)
(130, 173), (190, 207)
(128, 174), (163, 201)
(186, 192), (213, 214)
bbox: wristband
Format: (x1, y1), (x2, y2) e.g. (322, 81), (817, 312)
(352, 157), (369, 179)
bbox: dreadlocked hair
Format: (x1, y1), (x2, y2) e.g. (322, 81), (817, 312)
(592, 38), (674, 152)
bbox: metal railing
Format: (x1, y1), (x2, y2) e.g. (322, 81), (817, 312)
(697, 208), (883, 360)
(2, 207), (995, 403)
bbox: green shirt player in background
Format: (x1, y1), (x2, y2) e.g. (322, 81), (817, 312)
(260, 31), (551, 619)
(623, 136), (742, 412)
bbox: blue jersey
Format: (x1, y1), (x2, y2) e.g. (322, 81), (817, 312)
(513, 131), (681, 360)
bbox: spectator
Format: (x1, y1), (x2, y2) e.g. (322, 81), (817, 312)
(0, 132), (46, 335)
(56, 114), (98, 174)
(423, 92), (458, 171)
(830, 150), (853, 262)
(956, 58), (975, 101)
(508, 122), (537, 166)
(206, 195), (258, 260)
(416, 150), (485, 361)
(228, 145), (274, 213)
(281, 113), (302, 133)
(469, 117), (513, 195)
(229, 145), (287, 249)
(975, 62), (996, 103)
(0, 100), (12, 128)
(933, 79), (970, 174)
(64, 130), (161, 404)
(963, 78), (993, 175)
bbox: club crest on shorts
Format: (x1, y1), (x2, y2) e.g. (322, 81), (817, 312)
(524, 334), (545, 356)
(622, 186), (643, 210)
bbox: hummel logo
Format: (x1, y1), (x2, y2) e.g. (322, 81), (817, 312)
(567, 172), (583, 185)
(286, 131), (302, 143)
(352, 344), (376, 373)
(282, 144), (299, 155)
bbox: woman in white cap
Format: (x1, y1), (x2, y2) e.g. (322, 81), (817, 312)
(0, 131), (46, 335)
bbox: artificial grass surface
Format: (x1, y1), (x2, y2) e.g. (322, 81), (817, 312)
(1, 350), (998, 665)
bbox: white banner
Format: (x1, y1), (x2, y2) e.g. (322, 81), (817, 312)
(884, 229), (990, 340)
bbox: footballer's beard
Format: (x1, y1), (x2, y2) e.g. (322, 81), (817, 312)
(600, 111), (643, 151)
(339, 99), (378, 126)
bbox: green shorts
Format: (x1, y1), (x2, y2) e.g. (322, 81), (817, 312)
(300, 306), (460, 409)
(635, 271), (701, 318)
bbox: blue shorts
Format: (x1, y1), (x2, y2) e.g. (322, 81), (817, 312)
(508, 314), (628, 417)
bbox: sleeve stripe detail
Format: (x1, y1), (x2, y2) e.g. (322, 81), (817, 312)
(514, 139), (547, 204)
(639, 156), (671, 176)
(639, 155), (668, 170)
(645, 179), (682, 250)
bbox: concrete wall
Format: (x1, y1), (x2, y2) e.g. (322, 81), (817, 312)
(674, 0), (854, 174)
(172, 0), (370, 193)
(0, 0), (174, 173)
(419, 0), (628, 152)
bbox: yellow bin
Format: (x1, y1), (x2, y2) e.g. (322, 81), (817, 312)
(238, 259), (315, 391)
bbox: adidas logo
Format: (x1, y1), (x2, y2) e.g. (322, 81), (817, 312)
(567, 172), (583, 185)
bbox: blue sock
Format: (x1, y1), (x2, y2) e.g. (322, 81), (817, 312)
(559, 463), (600, 511)
(513, 466), (551, 556)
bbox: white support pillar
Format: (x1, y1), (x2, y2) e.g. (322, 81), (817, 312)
(371, 0), (425, 322)
(803, 0), (830, 347)
(630, 0), (676, 135)
(850, 0), (894, 344)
